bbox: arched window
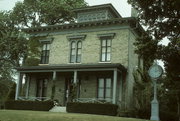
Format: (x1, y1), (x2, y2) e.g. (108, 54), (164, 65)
(76, 41), (82, 63)
(70, 41), (76, 63)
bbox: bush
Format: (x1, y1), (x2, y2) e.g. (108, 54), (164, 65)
(5, 100), (54, 111)
(160, 111), (179, 121)
(67, 102), (118, 116)
(6, 83), (16, 101)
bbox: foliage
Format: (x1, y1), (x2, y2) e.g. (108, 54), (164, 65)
(11, 0), (87, 27)
(133, 68), (151, 119)
(0, 0), (86, 104)
(24, 57), (40, 66)
(5, 100), (54, 111)
(128, 0), (180, 120)
(67, 102), (118, 116)
(6, 82), (16, 101)
(134, 35), (158, 69)
(128, 0), (179, 40)
(0, 11), (27, 106)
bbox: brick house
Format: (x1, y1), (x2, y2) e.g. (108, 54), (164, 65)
(15, 4), (143, 110)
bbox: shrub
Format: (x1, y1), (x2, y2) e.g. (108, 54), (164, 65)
(160, 111), (179, 121)
(6, 83), (16, 101)
(67, 102), (118, 116)
(5, 100), (54, 111)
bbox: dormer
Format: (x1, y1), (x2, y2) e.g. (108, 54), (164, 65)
(73, 4), (122, 23)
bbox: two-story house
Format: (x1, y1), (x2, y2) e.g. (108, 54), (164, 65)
(15, 4), (143, 110)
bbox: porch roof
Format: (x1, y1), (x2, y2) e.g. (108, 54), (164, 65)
(16, 63), (126, 73)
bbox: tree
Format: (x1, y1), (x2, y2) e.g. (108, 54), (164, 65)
(0, 11), (27, 107)
(128, 0), (180, 120)
(11, 0), (87, 27)
(0, 0), (87, 104)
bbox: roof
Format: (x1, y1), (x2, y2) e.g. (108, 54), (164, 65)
(22, 17), (144, 36)
(16, 63), (127, 73)
(73, 3), (122, 18)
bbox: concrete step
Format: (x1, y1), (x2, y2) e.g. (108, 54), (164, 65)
(49, 106), (66, 113)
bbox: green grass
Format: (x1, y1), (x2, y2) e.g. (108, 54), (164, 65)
(0, 110), (151, 121)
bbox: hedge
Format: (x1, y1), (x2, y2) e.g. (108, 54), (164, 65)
(5, 100), (54, 111)
(67, 102), (118, 116)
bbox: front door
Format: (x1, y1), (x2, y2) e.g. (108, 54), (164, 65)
(65, 78), (73, 103)
(64, 77), (81, 104)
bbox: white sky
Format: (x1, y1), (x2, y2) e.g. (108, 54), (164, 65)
(0, 0), (132, 17)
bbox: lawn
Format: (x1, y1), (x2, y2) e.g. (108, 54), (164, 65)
(0, 110), (151, 121)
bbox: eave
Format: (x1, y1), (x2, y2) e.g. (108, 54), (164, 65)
(22, 17), (144, 36)
(16, 63), (127, 73)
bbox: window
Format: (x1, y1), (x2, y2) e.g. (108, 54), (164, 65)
(101, 39), (111, 62)
(98, 78), (112, 101)
(70, 41), (82, 63)
(40, 43), (50, 64)
(36, 79), (48, 99)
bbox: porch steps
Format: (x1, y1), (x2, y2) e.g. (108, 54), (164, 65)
(49, 106), (66, 113)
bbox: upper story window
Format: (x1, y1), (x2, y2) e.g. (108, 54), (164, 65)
(70, 41), (82, 63)
(40, 43), (50, 64)
(98, 33), (115, 62)
(101, 39), (111, 62)
(67, 34), (86, 63)
(39, 38), (53, 64)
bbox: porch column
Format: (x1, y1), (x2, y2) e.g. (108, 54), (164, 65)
(25, 74), (30, 98)
(15, 72), (22, 100)
(113, 69), (118, 104)
(73, 70), (77, 84)
(119, 71), (123, 108)
(53, 71), (57, 80)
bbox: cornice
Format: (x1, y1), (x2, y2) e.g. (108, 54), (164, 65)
(22, 17), (145, 36)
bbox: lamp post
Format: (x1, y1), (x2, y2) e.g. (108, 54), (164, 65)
(148, 62), (163, 121)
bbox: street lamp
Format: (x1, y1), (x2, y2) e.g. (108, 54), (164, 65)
(148, 62), (163, 121)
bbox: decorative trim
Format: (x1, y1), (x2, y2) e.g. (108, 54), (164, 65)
(39, 38), (54, 43)
(22, 18), (139, 33)
(66, 34), (86, 41)
(97, 33), (116, 39)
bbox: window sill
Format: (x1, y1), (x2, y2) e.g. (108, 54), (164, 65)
(98, 61), (111, 63)
(68, 63), (82, 64)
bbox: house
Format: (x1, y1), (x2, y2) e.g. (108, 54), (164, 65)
(15, 4), (144, 110)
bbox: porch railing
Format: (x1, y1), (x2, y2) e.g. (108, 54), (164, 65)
(73, 98), (112, 104)
(18, 96), (51, 101)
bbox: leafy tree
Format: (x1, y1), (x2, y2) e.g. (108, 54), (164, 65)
(0, 11), (27, 106)
(11, 0), (87, 27)
(0, 0), (87, 103)
(128, 0), (180, 120)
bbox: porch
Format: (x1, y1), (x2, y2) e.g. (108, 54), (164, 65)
(15, 63), (126, 105)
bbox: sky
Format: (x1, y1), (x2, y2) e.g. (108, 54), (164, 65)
(0, 0), (132, 17)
